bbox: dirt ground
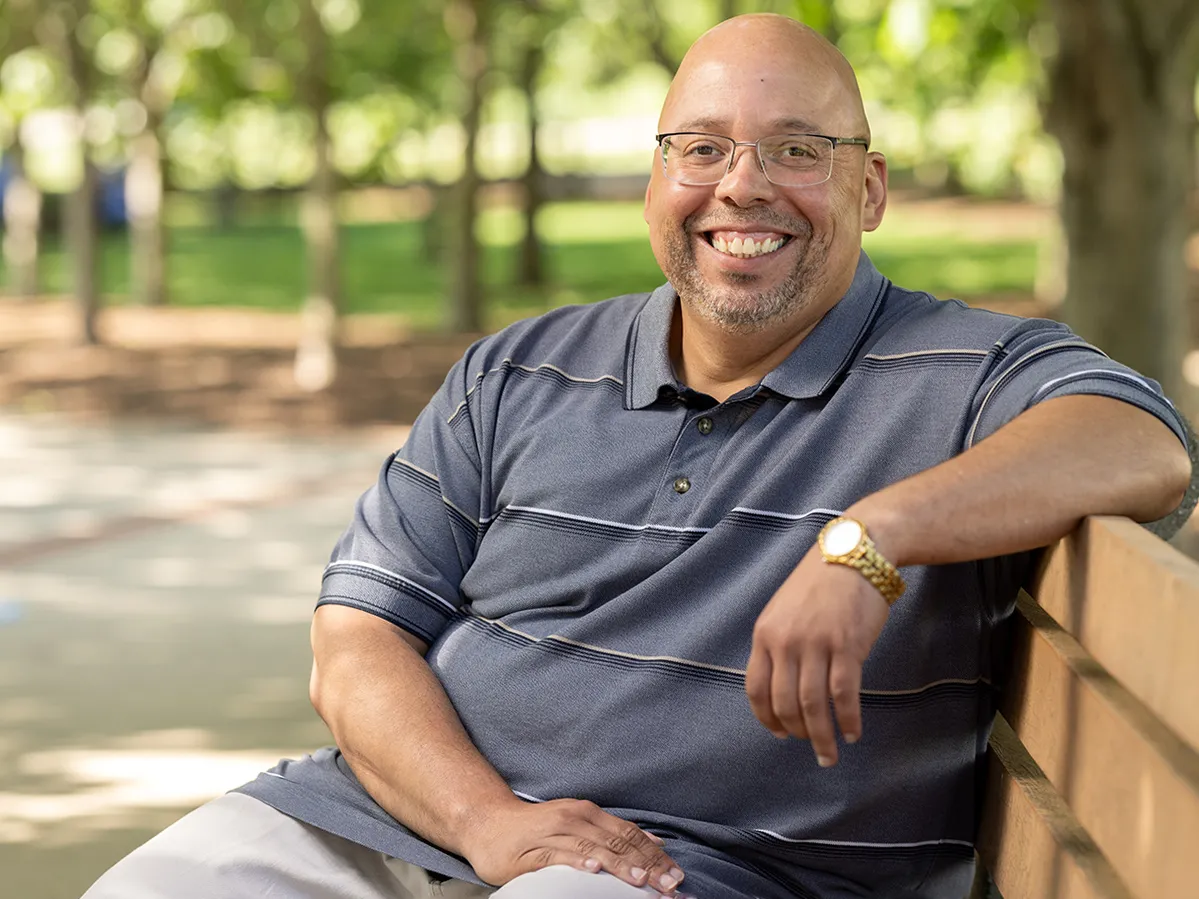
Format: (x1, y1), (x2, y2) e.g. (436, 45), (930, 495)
(0, 301), (481, 431)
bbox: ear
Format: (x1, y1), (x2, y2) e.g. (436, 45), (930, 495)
(861, 152), (887, 232)
(643, 177), (653, 224)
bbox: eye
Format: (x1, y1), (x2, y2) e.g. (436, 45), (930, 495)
(765, 136), (826, 168)
(677, 138), (727, 160)
(781, 141), (816, 159)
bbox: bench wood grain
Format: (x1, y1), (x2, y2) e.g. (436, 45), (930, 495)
(975, 517), (1199, 899)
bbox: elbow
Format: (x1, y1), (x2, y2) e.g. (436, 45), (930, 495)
(1138, 439), (1192, 522)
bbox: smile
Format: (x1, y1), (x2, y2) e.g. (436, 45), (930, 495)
(702, 231), (793, 259)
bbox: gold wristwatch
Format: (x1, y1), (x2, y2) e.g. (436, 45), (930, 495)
(817, 516), (906, 605)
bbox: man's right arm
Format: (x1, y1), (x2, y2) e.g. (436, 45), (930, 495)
(309, 603), (687, 895)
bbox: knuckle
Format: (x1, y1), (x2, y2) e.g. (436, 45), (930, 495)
(800, 694), (826, 714)
(829, 680), (854, 700)
(618, 822), (644, 841)
(606, 833), (633, 855)
(531, 847), (555, 870)
(574, 838), (597, 857)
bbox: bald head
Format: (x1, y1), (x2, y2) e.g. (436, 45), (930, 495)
(660, 14), (870, 143)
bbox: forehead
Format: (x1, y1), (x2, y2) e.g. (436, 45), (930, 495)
(660, 56), (851, 136)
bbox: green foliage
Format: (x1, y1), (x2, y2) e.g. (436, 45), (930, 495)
(0, 0), (1095, 201)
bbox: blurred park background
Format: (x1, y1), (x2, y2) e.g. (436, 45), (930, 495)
(0, 0), (1196, 896)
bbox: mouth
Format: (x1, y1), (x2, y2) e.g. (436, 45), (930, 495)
(701, 230), (794, 260)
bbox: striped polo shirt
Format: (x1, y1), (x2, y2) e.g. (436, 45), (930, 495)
(239, 253), (1186, 899)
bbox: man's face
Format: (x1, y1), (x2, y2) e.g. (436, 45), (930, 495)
(644, 53), (885, 335)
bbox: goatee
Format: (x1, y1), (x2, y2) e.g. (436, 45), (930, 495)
(661, 213), (829, 334)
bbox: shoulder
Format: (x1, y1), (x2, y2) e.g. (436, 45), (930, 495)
(459, 291), (653, 373)
(438, 291), (655, 408)
(864, 283), (1078, 360)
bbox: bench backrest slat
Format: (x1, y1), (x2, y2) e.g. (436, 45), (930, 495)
(1034, 516), (1199, 749)
(977, 516), (1199, 899)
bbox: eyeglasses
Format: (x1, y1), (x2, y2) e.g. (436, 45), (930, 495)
(655, 131), (869, 188)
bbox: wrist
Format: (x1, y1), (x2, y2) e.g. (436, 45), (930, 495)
(451, 792), (523, 859)
(844, 499), (906, 568)
(818, 511), (906, 605)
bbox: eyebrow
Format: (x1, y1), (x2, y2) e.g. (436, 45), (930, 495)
(668, 116), (827, 135)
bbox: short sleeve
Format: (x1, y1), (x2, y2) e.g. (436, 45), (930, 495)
(316, 347), (488, 644)
(964, 318), (1187, 451)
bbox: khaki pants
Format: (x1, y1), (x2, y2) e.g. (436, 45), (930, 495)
(82, 792), (674, 899)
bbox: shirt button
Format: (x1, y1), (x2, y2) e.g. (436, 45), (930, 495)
(696, 417), (714, 435)
(673, 476), (691, 494)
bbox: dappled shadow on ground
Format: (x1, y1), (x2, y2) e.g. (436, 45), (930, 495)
(0, 418), (396, 898)
(0, 301), (478, 430)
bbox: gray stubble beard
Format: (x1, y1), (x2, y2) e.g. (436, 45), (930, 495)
(661, 221), (830, 335)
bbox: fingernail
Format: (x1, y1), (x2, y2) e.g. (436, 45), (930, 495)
(844, 733), (858, 744)
(817, 755), (835, 767)
(584, 858), (600, 871)
(669, 867), (685, 882)
(771, 730), (787, 739)
(659, 872), (679, 890)
(630, 866), (647, 882)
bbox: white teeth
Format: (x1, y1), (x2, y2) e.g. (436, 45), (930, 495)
(710, 235), (786, 258)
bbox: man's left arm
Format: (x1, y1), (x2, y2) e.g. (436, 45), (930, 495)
(746, 394), (1191, 767)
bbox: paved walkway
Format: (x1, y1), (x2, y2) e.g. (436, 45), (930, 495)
(0, 412), (407, 899)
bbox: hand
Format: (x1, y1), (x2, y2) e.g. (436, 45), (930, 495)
(745, 544), (891, 766)
(462, 797), (686, 894)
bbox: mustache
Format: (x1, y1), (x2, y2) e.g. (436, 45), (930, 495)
(684, 209), (812, 236)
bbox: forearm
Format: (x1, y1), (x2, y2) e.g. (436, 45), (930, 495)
(850, 395), (1190, 567)
(309, 604), (518, 858)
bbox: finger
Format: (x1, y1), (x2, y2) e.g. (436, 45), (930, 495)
(798, 649), (837, 766)
(515, 843), (603, 878)
(584, 816), (685, 892)
(746, 641), (786, 737)
(829, 651), (864, 744)
(643, 830), (665, 845)
(769, 651), (807, 740)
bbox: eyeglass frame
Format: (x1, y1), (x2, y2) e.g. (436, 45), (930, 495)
(654, 131), (871, 188)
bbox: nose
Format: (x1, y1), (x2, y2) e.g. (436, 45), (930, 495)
(714, 143), (777, 206)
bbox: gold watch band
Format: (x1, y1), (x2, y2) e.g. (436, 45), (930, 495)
(818, 517), (906, 605)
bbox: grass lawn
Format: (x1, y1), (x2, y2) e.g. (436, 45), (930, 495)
(4, 200), (1040, 331)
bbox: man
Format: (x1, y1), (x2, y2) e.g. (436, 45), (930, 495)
(84, 14), (1190, 899)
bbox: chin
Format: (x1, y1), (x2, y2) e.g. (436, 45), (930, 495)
(684, 285), (807, 334)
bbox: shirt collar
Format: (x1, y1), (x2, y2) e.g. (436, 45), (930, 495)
(625, 251), (888, 409)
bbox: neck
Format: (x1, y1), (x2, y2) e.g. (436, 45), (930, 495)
(671, 264), (858, 401)
(672, 307), (821, 402)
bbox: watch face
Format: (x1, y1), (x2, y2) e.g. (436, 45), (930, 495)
(823, 519), (864, 556)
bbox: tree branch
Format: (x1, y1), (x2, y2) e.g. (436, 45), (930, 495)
(642, 0), (680, 73)
(1105, 0), (1161, 101)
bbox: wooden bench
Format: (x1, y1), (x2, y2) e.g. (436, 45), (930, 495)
(971, 516), (1199, 899)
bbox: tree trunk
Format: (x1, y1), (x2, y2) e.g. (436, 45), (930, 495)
(126, 124), (167, 306)
(294, 0), (340, 391)
(518, 39), (545, 288)
(1045, 0), (1199, 415)
(65, 154), (100, 344)
(2, 137), (41, 298)
(447, 0), (490, 333)
(51, 0), (100, 343)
